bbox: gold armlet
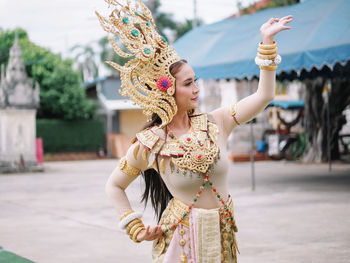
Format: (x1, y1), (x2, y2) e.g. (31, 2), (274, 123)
(230, 103), (240, 126)
(119, 157), (141, 177)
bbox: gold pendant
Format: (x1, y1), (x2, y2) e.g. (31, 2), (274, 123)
(158, 237), (166, 256)
(180, 251), (187, 263)
(172, 142), (219, 173)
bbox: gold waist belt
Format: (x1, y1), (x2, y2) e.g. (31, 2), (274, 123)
(164, 195), (234, 229)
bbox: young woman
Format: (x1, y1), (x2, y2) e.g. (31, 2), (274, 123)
(97, 1), (292, 262)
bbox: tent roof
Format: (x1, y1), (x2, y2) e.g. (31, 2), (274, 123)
(174, 0), (350, 80)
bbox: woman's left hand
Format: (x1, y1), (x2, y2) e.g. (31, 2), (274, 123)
(260, 15), (293, 44)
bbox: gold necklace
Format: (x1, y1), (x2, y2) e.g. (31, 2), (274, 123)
(165, 114), (220, 174)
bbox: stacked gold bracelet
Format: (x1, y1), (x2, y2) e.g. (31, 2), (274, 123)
(255, 41), (281, 71)
(119, 210), (145, 243)
(120, 210), (135, 221)
(126, 218), (145, 243)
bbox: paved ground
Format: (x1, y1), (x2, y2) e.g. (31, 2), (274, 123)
(0, 159), (349, 263)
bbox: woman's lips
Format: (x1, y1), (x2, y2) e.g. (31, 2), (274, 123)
(191, 96), (198, 102)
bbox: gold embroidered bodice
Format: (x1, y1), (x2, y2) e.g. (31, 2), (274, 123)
(136, 113), (219, 173)
(134, 113), (230, 209)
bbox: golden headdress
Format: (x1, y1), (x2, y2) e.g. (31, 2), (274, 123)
(96, 0), (181, 127)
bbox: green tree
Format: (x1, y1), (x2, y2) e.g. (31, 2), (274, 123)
(0, 28), (97, 120)
(70, 44), (99, 83)
(98, 36), (132, 73)
(174, 18), (204, 40)
(238, 0), (299, 15)
(149, 0), (177, 38)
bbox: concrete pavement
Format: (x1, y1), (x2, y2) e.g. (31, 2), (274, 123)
(0, 160), (349, 263)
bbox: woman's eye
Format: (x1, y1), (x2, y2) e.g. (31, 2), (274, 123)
(185, 82), (192, 86)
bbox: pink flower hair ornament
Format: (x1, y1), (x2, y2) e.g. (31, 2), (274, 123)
(157, 76), (172, 92)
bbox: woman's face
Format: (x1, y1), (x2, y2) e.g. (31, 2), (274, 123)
(173, 63), (199, 112)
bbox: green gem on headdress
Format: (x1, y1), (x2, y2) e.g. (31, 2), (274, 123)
(146, 21), (151, 27)
(144, 48), (150, 54)
(122, 17), (129, 24)
(131, 29), (139, 37)
(161, 36), (167, 43)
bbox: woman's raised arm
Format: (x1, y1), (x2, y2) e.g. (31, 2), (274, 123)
(210, 15), (293, 136)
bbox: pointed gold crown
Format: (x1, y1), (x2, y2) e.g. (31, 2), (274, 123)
(96, 0), (181, 127)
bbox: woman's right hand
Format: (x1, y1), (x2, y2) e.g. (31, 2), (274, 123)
(136, 225), (163, 242)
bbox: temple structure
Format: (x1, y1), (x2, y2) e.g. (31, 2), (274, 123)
(0, 35), (42, 173)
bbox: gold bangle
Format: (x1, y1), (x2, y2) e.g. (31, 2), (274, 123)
(257, 53), (277, 60)
(257, 47), (277, 55)
(129, 222), (145, 236)
(259, 41), (277, 50)
(132, 226), (145, 243)
(119, 157), (141, 177)
(260, 65), (278, 71)
(120, 210), (134, 221)
(126, 219), (142, 234)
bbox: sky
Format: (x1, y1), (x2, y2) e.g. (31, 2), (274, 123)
(0, 0), (258, 58)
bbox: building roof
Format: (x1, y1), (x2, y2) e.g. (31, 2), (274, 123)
(83, 76), (140, 111)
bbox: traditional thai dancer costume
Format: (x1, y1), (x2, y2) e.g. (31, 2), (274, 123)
(96, 1), (281, 262)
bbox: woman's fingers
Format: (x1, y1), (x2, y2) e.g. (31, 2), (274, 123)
(155, 226), (163, 238)
(281, 15), (293, 20)
(147, 225), (162, 239)
(150, 226), (163, 239)
(268, 18), (275, 24)
(151, 225), (159, 235)
(281, 26), (292, 31)
(136, 225), (164, 241)
(267, 15), (292, 24)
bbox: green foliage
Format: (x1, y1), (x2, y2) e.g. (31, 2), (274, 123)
(36, 119), (104, 153)
(0, 28), (97, 120)
(174, 19), (204, 40)
(152, 0), (177, 37)
(70, 44), (99, 82)
(98, 36), (133, 70)
(240, 0), (299, 14)
(0, 28), (28, 67)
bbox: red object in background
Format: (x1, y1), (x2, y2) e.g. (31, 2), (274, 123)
(36, 138), (44, 164)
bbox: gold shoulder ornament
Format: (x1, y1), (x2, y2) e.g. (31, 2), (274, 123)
(96, 0), (181, 127)
(119, 156), (141, 177)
